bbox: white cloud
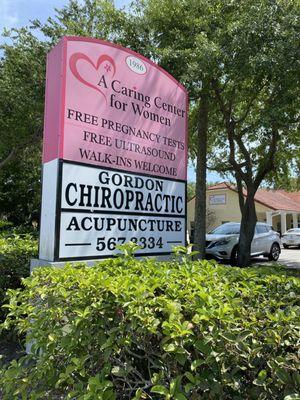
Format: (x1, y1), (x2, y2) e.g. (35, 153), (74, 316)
(0, 0), (20, 31)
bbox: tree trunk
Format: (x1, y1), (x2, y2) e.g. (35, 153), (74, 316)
(237, 191), (257, 266)
(193, 89), (209, 259)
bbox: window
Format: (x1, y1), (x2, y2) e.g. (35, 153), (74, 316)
(256, 225), (268, 234)
(209, 224), (240, 235)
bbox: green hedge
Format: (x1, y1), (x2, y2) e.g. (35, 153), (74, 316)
(1, 254), (299, 399)
(0, 230), (38, 322)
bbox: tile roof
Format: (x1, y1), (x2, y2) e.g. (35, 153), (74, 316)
(254, 189), (300, 212)
(206, 182), (300, 212)
(284, 191), (300, 203)
(207, 182), (233, 190)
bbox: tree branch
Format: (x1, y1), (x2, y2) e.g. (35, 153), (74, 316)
(0, 126), (42, 170)
(208, 161), (247, 172)
(0, 148), (16, 169)
(235, 83), (266, 125)
(212, 79), (231, 121)
(254, 127), (279, 190)
(212, 79), (254, 185)
(234, 134), (252, 183)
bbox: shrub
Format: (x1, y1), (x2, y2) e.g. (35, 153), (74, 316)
(1, 255), (299, 399)
(0, 230), (38, 322)
(0, 220), (13, 231)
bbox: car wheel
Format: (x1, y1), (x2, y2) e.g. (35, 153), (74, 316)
(283, 244), (289, 249)
(268, 243), (280, 261)
(230, 246), (238, 265)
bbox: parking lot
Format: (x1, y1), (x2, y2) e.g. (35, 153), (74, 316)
(252, 248), (300, 269)
(277, 248), (300, 269)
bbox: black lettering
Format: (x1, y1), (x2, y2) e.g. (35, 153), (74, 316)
(100, 187), (112, 208)
(99, 171), (109, 185)
(65, 183), (77, 206)
(97, 74), (108, 88)
(79, 184), (93, 207)
(176, 197), (183, 213)
(124, 190), (134, 209)
(82, 217), (92, 231)
(66, 216), (80, 231)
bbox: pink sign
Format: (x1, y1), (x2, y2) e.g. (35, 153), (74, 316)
(43, 36), (187, 180)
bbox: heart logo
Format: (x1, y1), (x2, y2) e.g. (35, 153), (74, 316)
(69, 52), (116, 101)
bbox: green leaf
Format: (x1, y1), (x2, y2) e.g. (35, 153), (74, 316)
(191, 359), (205, 371)
(194, 340), (211, 355)
(276, 368), (291, 383)
(258, 370), (267, 381)
(185, 372), (195, 383)
(48, 334), (55, 342)
(175, 394), (188, 400)
(184, 383), (194, 393)
(164, 343), (176, 352)
(170, 377), (181, 395)
(175, 353), (187, 366)
(151, 385), (169, 395)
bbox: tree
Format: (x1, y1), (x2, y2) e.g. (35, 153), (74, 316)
(135, 0), (299, 265)
(0, 30), (47, 170)
(0, 145), (41, 225)
(0, 1), (129, 171)
(1, 0), (299, 267)
(134, 0), (222, 259)
(205, 0), (300, 265)
(0, 0), (129, 224)
(187, 182), (196, 201)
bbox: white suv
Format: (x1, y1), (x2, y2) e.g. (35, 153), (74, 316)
(205, 222), (281, 263)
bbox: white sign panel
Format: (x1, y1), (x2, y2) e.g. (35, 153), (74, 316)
(56, 161), (186, 260)
(209, 194), (226, 205)
(59, 213), (184, 258)
(61, 163), (185, 214)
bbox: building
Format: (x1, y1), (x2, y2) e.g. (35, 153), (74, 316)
(187, 182), (300, 239)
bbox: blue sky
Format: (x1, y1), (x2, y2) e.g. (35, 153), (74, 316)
(0, 0), (129, 35)
(0, 0), (222, 183)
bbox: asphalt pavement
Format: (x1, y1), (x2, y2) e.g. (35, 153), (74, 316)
(277, 247), (300, 269)
(252, 247), (300, 269)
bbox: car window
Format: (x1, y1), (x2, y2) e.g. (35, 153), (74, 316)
(256, 225), (268, 234)
(287, 228), (300, 233)
(209, 224), (240, 235)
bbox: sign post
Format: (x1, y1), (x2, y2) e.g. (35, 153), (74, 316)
(36, 36), (188, 264)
